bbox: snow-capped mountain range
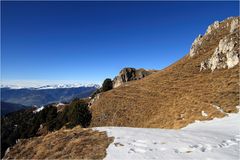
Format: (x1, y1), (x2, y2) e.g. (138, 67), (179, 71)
(1, 83), (99, 106)
(1, 83), (100, 90)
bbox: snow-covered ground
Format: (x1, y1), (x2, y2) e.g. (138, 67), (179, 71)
(95, 112), (240, 160)
(33, 106), (44, 113)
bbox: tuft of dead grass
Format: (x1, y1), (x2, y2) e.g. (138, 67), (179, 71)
(4, 126), (114, 159)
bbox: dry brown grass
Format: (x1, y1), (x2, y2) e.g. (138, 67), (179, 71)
(4, 126), (113, 159)
(90, 17), (239, 129)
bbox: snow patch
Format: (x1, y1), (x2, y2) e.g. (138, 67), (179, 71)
(56, 103), (65, 107)
(95, 112), (240, 160)
(33, 106), (44, 113)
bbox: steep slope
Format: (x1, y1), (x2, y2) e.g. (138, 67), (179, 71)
(91, 17), (239, 129)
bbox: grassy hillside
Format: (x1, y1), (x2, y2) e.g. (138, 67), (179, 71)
(4, 126), (113, 159)
(90, 17), (239, 129)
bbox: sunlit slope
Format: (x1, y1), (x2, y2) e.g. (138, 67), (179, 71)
(91, 17), (239, 129)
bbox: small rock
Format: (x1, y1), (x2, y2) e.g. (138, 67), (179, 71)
(206, 21), (220, 34)
(189, 34), (203, 57)
(230, 18), (239, 33)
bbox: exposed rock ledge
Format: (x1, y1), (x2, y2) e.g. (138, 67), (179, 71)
(189, 34), (203, 57)
(189, 17), (239, 58)
(200, 34), (239, 71)
(113, 68), (156, 88)
(200, 17), (239, 71)
(189, 17), (239, 71)
(206, 21), (220, 34)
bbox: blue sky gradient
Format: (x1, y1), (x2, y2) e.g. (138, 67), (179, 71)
(1, 1), (239, 85)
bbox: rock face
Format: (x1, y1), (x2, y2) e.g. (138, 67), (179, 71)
(199, 17), (239, 71)
(113, 68), (155, 88)
(189, 17), (239, 71)
(88, 93), (100, 107)
(230, 18), (239, 33)
(206, 21), (220, 34)
(200, 35), (239, 71)
(189, 34), (203, 57)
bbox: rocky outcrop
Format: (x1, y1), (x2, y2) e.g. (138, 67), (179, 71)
(189, 34), (203, 57)
(88, 93), (100, 108)
(206, 21), (220, 34)
(113, 68), (155, 88)
(200, 36), (239, 71)
(189, 17), (239, 59)
(230, 18), (239, 33)
(200, 17), (239, 71)
(188, 17), (239, 71)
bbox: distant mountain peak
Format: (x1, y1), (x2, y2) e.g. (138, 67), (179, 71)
(1, 84), (99, 106)
(1, 83), (100, 90)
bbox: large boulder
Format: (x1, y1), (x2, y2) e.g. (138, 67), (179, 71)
(113, 68), (155, 88)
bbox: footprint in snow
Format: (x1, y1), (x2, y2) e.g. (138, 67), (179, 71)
(132, 142), (148, 147)
(128, 148), (136, 153)
(174, 147), (195, 154)
(130, 139), (148, 148)
(218, 139), (238, 148)
(189, 144), (212, 152)
(128, 148), (146, 154)
(114, 142), (124, 147)
(233, 135), (240, 142)
(153, 142), (166, 145)
(128, 140), (148, 154)
(174, 143), (211, 154)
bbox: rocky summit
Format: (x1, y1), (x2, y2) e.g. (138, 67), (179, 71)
(113, 68), (156, 88)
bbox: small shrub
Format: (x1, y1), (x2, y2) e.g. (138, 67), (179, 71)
(101, 78), (113, 92)
(68, 100), (92, 128)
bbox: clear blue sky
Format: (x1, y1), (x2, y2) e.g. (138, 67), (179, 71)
(1, 1), (239, 85)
